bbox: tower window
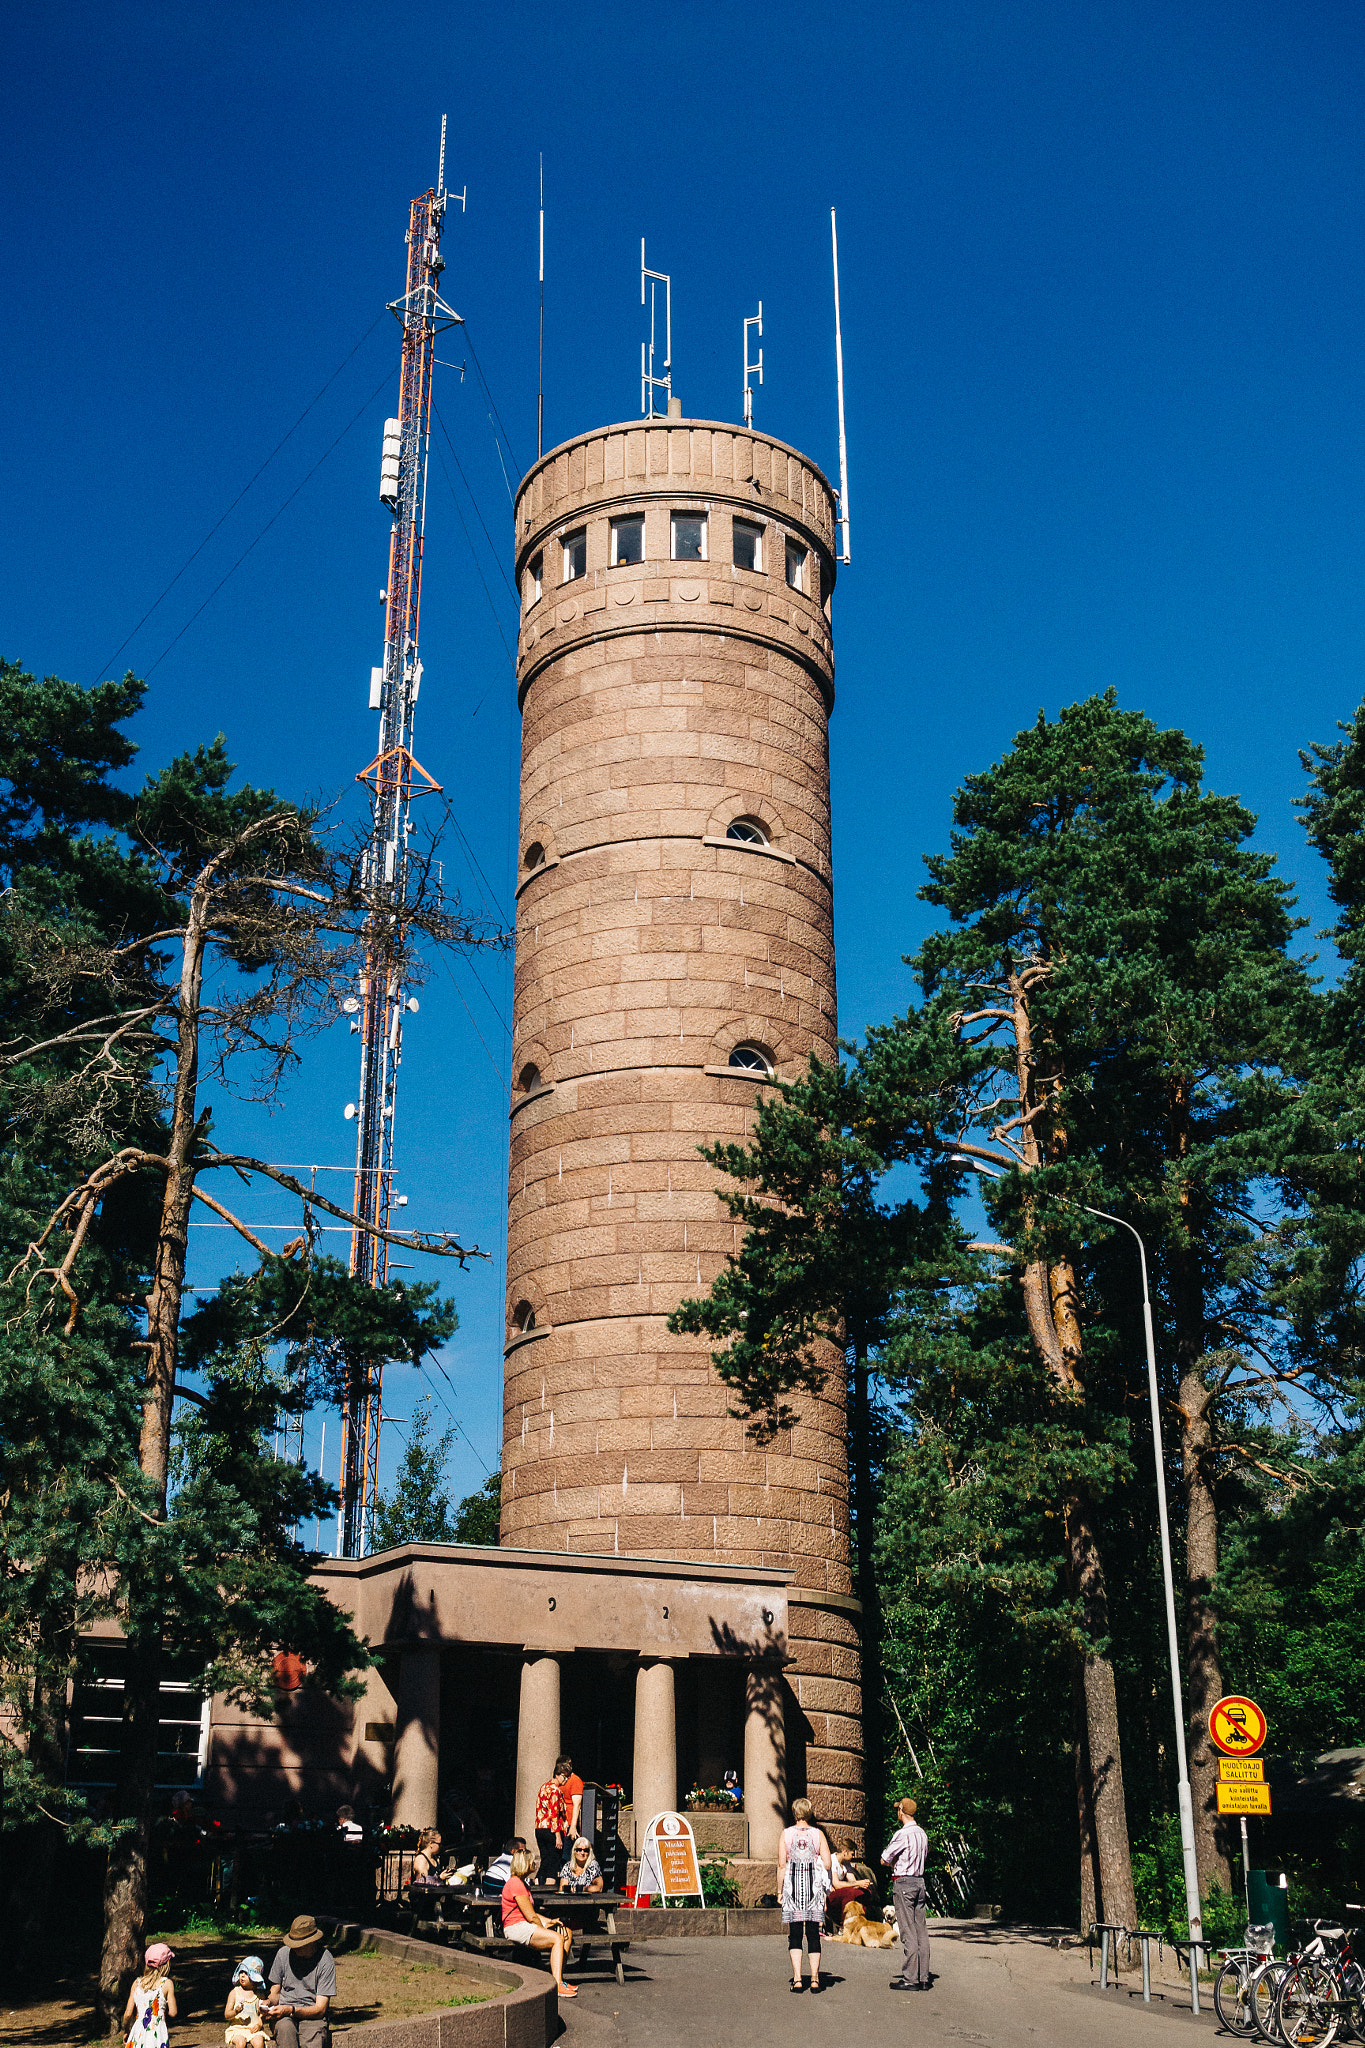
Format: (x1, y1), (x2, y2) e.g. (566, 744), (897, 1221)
(733, 519), (763, 573)
(785, 539), (807, 592)
(726, 816), (767, 846)
(611, 515), (644, 566)
(562, 529), (587, 582)
(517, 1062), (542, 1093)
(527, 552), (543, 605)
(523, 841), (545, 871)
(511, 1301), (537, 1335)
(728, 1044), (772, 1075)
(671, 512), (707, 562)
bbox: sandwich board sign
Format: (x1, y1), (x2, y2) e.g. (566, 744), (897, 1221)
(637, 1811), (703, 1903)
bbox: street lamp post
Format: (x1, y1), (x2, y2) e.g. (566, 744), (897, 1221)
(952, 1158), (1204, 2001)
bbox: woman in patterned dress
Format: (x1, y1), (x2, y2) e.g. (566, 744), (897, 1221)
(777, 1798), (833, 1993)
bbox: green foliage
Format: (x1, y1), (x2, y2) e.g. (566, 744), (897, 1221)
(699, 1858), (741, 1907)
(1213, 1414), (1365, 1761)
(452, 1471), (501, 1545)
(372, 1395), (461, 1550)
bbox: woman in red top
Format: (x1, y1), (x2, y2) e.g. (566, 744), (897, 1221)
(501, 1849), (576, 1996)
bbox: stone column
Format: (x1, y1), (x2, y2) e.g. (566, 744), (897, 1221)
(514, 1652), (561, 1843)
(632, 1657), (678, 1823)
(745, 1664), (786, 1862)
(391, 1645), (441, 1829)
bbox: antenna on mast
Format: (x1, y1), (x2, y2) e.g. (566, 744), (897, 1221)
(538, 154), (545, 459)
(640, 240), (672, 418)
(831, 207), (851, 565)
(438, 113), (447, 200)
(743, 302), (763, 429)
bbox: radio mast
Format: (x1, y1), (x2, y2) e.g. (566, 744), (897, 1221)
(339, 122), (464, 1558)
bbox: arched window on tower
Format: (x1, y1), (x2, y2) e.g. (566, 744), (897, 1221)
(726, 816), (768, 846)
(728, 1043), (772, 1075)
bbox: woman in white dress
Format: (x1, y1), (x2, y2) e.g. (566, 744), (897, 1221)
(777, 1798), (833, 1992)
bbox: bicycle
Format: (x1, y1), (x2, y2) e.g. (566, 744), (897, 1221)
(1215, 1925), (1278, 2037)
(1274, 1913), (1363, 2048)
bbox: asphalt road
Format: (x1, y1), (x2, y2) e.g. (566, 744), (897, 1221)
(557, 1923), (1221, 2048)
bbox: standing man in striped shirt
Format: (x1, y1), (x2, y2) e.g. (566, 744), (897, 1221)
(881, 1796), (931, 1990)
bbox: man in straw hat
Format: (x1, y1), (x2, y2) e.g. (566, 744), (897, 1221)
(267, 1914), (337, 2047)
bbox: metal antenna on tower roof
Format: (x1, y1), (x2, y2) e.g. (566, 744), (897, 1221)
(438, 113), (447, 200)
(743, 303), (763, 429)
(831, 208), (851, 565)
(641, 240), (671, 418)
(538, 153), (545, 458)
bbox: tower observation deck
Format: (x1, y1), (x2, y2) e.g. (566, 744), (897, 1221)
(502, 416), (862, 1835)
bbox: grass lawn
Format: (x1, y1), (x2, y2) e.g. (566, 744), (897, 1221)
(4, 1924), (494, 2045)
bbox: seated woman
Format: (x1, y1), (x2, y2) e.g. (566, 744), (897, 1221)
(501, 1848), (577, 1997)
(412, 1827), (445, 1883)
(827, 1836), (879, 1926)
(559, 1837), (604, 1892)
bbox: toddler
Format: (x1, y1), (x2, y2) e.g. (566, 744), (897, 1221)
(224, 1955), (272, 2048)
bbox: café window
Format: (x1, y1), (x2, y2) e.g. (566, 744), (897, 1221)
(671, 512), (707, 562)
(611, 515), (644, 566)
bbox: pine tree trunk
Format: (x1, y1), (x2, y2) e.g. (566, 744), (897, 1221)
(1065, 1491), (1138, 1929)
(98, 906), (206, 2031)
(1008, 977), (1137, 1931)
(850, 1347), (884, 1847)
(1178, 1368), (1232, 1893)
(1071, 1653), (1100, 1929)
(1168, 1079), (1232, 1894)
(98, 1639), (162, 2030)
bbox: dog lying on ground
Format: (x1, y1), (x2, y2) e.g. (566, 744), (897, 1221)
(829, 1900), (898, 1947)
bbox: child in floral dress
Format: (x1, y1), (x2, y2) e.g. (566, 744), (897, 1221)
(122, 1943), (178, 2048)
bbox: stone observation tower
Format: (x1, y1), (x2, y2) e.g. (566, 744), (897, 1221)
(100, 417), (866, 1868)
(501, 413), (864, 1844)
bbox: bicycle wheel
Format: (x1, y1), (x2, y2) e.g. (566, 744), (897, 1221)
(1277, 1959), (1341, 2048)
(1337, 1961), (1364, 2043)
(1218, 1958), (1260, 2036)
(1251, 1960), (1290, 2043)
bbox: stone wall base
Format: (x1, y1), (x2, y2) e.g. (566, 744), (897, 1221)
(317, 1918), (555, 2046)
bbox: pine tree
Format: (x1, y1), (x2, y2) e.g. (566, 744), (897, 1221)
(0, 663), (497, 2022)
(372, 1395), (461, 1548)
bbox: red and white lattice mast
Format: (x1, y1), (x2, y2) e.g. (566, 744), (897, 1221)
(339, 120), (464, 1557)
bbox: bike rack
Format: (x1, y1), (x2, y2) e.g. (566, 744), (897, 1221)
(1127, 1928), (1165, 2003)
(1089, 1922), (1126, 1991)
(1173, 1936), (1218, 2014)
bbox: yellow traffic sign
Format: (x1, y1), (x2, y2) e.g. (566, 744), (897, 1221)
(1218, 1783), (1271, 1816)
(1220, 1758), (1265, 1782)
(1209, 1694), (1267, 1757)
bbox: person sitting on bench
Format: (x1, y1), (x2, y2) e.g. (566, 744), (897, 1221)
(559, 1836), (604, 1892)
(501, 1848), (577, 1998)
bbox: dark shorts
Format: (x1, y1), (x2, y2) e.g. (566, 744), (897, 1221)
(784, 1920), (822, 1952)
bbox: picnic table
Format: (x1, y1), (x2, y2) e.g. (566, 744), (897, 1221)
(408, 1883), (633, 1986)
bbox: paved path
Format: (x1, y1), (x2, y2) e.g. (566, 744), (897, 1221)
(557, 1924), (1220, 2048)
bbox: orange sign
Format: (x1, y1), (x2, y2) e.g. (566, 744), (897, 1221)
(1208, 1695), (1267, 1757)
(639, 1811), (703, 1900)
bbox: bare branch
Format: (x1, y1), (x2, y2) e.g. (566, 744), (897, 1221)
(198, 1152), (487, 1264)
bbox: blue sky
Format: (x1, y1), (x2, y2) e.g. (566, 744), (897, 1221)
(5, 1), (1365, 1522)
